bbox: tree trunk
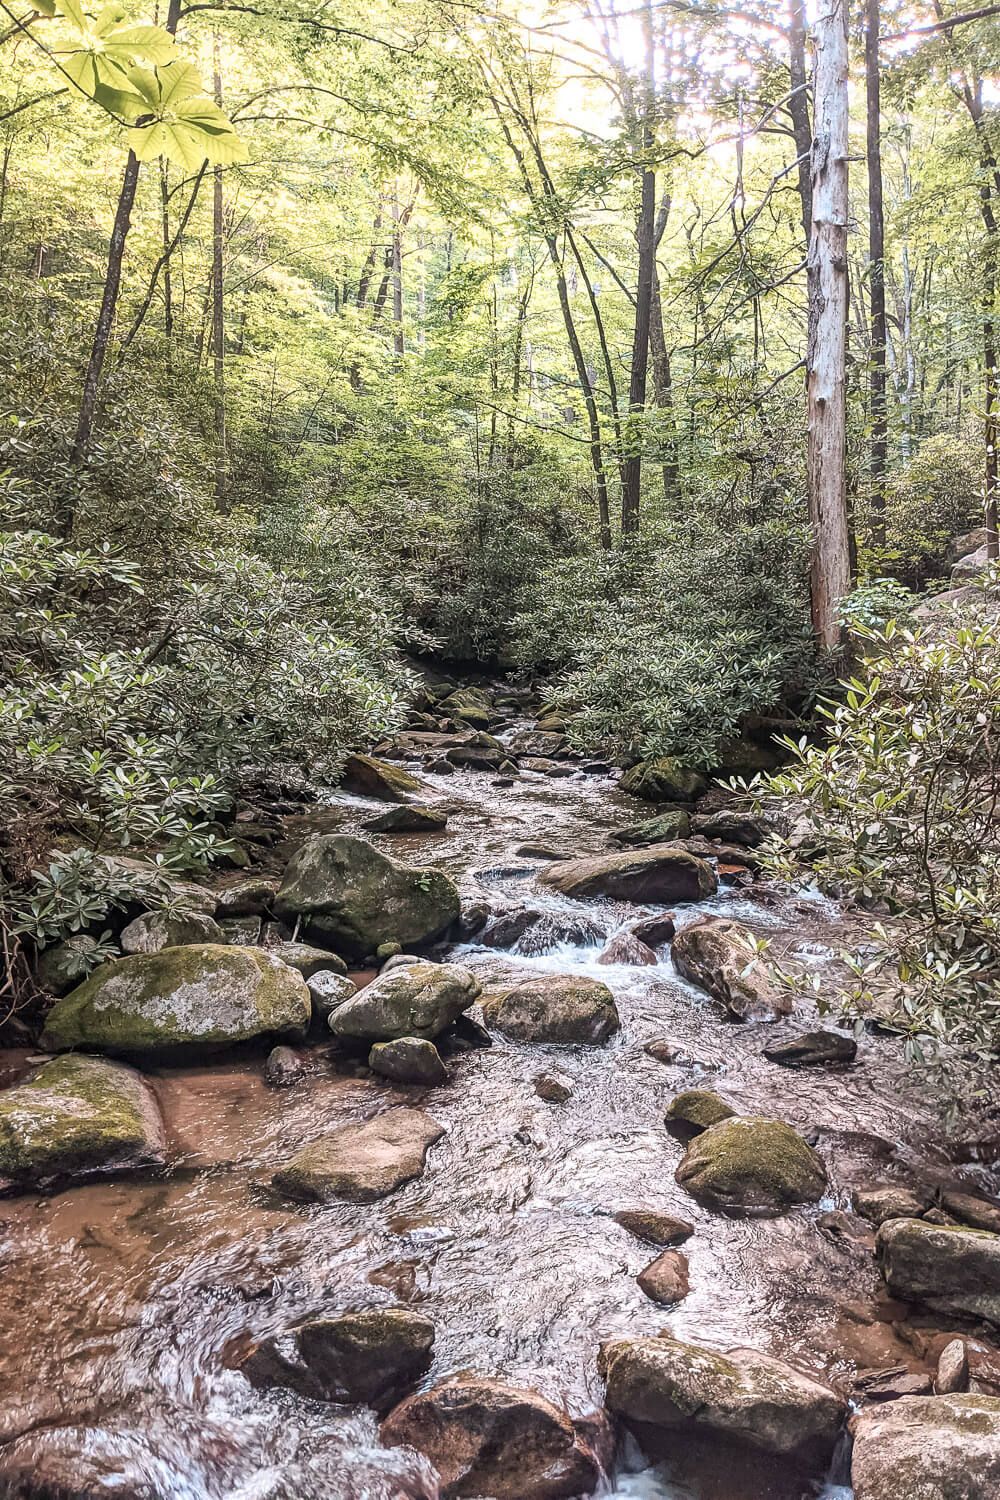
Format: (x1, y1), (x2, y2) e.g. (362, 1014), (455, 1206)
(649, 266), (680, 503)
(211, 41), (228, 515)
(806, 0), (852, 650)
(391, 189), (404, 356)
(788, 0), (813, 246)
(620, 0), (655, 537)
(866, 0), (887, 546)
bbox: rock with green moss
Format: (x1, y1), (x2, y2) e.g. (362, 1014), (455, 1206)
(481, 973), (620, 1044)
(341, 753), (431, 803)
(601, 1333), (844, 1468)
(0, 1055), (166, 1191)
(619, 759), (708, 804)
(675, 1116), (827, 1216)
(364, 804), (449, 834)
(237, 1307), (436, 1407)
(35, 935), (102, 996)
(273, 834), (460, 958)
(272, 1106), (444, 1202)
(672, 917), (791, 1020)
(666, 1088), (737, 1133)
(330, 961), (479, 1042)
(876, 1217), (1000, 1326)
(40, 944), (311, 1057)
(441, 688), (493, 729)
(120, 909), (225, 955)
(539, 846), (716, 905)
(851, 1394), (1000, 1500)
(610, 809), (692, 847)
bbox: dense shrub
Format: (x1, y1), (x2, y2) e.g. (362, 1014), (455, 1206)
(859, 433), (983, 588)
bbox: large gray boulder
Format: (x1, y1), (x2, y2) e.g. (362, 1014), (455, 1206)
(481, 974), (620, 1044)
(328, 961), (479, 1041)
(672, 917), (791, 1020)
(601, 1333), (844, 1468)
(0, 1055), (166, 1191)
(676, 1116), (827, 1217)
(272, 1107), (444, 1202)
(381, 1376), (603, 1500)
(877, 1217), (1000, 1326)
(539, 845), (717, 904)
(40, 945), (311, 1057)
(274, 835), (460, 958)
(851, 1394), (1000, 1500)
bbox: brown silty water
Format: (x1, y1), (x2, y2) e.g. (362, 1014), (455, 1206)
(0, 756), (995, 1499)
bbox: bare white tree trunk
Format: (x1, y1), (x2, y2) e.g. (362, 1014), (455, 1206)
(807, 0), (852, 651)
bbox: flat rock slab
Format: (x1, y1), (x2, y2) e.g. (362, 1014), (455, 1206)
(482, 974), (620, 1045)
(763, 1030), (857, 1067)
(272, 1107), (444, 1203)
(877, 1216), (1000, 1326)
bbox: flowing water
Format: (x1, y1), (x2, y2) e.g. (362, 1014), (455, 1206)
(0, 757), (993, 1499)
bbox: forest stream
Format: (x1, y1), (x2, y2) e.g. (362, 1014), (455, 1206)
(1, 713), (997, 1500)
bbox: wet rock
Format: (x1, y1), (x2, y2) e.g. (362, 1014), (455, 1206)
(644, 1037), (714, 1068)
(238, 1307), (435, 1408)
(676, 1117), (828, 1217)
(507, 731), (568, 758)
(940, 1188), (1000, 1235)
(713, 737), (783, 777)
(35, 935), (102, 996)
(441, 689), (493, 729)
(381, 1375), (603, 1500)
(444, 1014), (493, 1052)
(534, 1071), (573, 1103)
(515, 842), (566, 861)
(521, 756), (576, 777)
(854, 1185), (932, 1226)
(377, 942), (404, 961)
(329, 961), (480, 1042)
(851, 1394), (1000, 1499)
(306, 970), (356, 1023)
(219, 915), (263, 945)
(628, 913), (676, 947)
(215, 877), (280, 918)
(619, 758), (708, 804)
(853, 1366), (932, 1402)
(539, 846), (717, 905)
(637, 1250), (690, 1305)
(672, 917), (791, 1020)
(341, 753), (431, 802)
(597, 932), (657, 966)
(482, 974), (620, 1045)
(690, 810), (767, 847)
(763, 1030), (857, 1067)
(666, 1088), (736, 1133)
(612, 1209), (694, 1246)
(270, 941), (348, 979)
(877, 1217), (1000, 1326)
(428, 756), (455, 774)
(610, 810), (692, 846)
(40, 945), (311, 1057)
(274, 834), (460, 958)
(272, 1107), (444, 1203)
(363, 805), (449, 834)
(816, 1210), (876, 1251)
(119, 908), (225, 955)
(264, 1045), (305, 1088)
(0, 1055), (165, 1192)
(446, 746), (504, 771)
(936, 1338), (969, 1394)
(601, 1333), (845, 1467)
(369, 1038), (448, 1086)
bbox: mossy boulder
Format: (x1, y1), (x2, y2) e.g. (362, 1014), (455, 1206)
(482, 973), (620, 1044)
(369, 1037), (449, 1086)
(672, 917), (791, 1020)
(851, 1394), (1000, 1500)
(119, 909), (225, 955)
(666, 1088), (737, 1133)
(273, 834), (460, 959)
(441, 688), (493, 728)
(876, 1217), (1000, 1326)
(610, 809), (692, 847)
(272, 1106), (444, 1203)
(539, 845), (717, 905)
(0, 1055), (166, 1191)
(675, 1116), (827, 1217)
(619, 758), (708, 804)
(40, 944), (311, 1057)
(329, 961), (479, 1042)
(341, 753), (431, 803)
(364, 805), (449, 834)
(237, 1307), (435, 1408)
(601, 1333), (844, 1468)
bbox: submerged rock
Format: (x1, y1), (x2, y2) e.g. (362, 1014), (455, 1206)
(264, 1045), (306, 1088)
(238, 1307), (435, 1408)
(363, 805), (449, 834)
(876, 1217), (1000, 1325)
(851, 1394), (1000, 1499)
(329, 961), (480, 1042)
(763, 1030), (857, 1067)
(619, 758), (708, 803)
(369, 1037), (449, 1086)
(534, 1071), (574, 1103)
(341, 753), (431, 802)
(482, 974), (620, 1045)
(672, 917), (791, 1020)
(597, 932), (657, 966)
(601, 1333), (844, 1467)
(675, 1116), (827, 1217)
(0, 1055), (165, 1191)
(627, 913), (676, 947)
(854, 1185), (932, 1226)
(612, 1209), (694, 1247)
(40, 945), (311, 1057)
(665, 1088), (737, 1133)
(539, 845), (717, 905)
(381, 1376), (603, 1500)
(119, 908), (225, 955)
(272, 1107), (444, 1203)
(274, 835), (460, 958)
(637, 1250), (690, 1305)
